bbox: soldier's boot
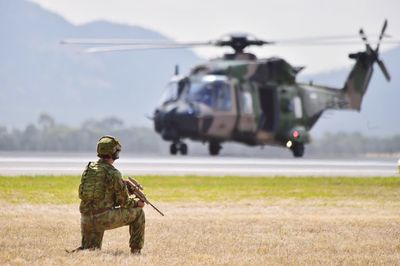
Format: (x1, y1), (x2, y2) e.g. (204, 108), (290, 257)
(81, 231), (104, 250)
(130, 248), (141, 255)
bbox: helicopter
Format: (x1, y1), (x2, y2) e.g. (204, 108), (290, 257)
(63, 20), (393, 157)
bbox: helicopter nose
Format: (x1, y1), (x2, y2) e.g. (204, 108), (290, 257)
(154, 107), (176, 132)
(154, 104), (199, 140)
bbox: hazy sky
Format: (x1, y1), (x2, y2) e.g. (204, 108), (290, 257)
(30, 0), (400, 74)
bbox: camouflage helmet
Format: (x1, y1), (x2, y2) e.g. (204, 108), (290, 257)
(97, 135), (122, 157)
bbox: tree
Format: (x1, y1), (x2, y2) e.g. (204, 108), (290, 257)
(38, 113), (55, 129)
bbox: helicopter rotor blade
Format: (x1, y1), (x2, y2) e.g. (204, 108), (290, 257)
(375, 19), (388, 54)
(79, 39), (400, 53)
(377, 58), (391, 81)
(62, 39), (213, 47)
(273, 40), (400, 46)
(63, 32), (399, 53)
(278, 34), (373, 43)
(359, 29), (370, 46)
(374, 20), (390, 82)
(274, 33), (393, 44)
(362, 20), (391, 82)
(61, 35), (378, 46)
(83, 44), (211, 53)
(61, 39), (186, 45)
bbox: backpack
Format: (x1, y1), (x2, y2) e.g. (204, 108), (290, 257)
(79, 162), (110, 202)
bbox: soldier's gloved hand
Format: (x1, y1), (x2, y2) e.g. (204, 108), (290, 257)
(137, 200), (145, 208)
(123, 179), (134, 195)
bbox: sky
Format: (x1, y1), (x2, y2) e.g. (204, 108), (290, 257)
(30, 0), (400, 74)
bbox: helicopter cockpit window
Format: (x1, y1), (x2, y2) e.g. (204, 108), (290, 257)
(159, 81), (179, 104)
(186, 80), (232, 111)
(186, 82), (214, 107)
(214, 82), (232, 111)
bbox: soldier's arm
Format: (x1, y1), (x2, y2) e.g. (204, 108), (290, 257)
(112, 170), (138, 208)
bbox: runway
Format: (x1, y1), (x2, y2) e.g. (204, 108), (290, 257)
(0, 153), (398, 176)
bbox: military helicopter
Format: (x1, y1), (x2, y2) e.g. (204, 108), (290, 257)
(63, 20), (394, 157)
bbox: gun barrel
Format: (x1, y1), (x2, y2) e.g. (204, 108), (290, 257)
(149, 202), (165, 216)
(127, 177), (164, 216)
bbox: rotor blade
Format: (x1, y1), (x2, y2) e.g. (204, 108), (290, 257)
(277, 35), (359, 42)
(377, 59), (391, 82)
(358, 28), (377, 54)
(274, 40), (400, 46)
(62, 38), (212, 47)
(61, 39), (181, 45)
(275, 34), (390, 43)
(84, 40), (400, 52)
(379, 20), (388, 41)
(376, 19), (388, 53)
(84, 44), (210, 53)
(359, 29), (369, 45)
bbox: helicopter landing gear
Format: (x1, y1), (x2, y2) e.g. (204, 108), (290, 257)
(291, 142), (304, 158)
(209, 141), (222, 156)
(170, 141), (188, 155)
(180, 143), (188, 155)
(170, 143), (177, 155)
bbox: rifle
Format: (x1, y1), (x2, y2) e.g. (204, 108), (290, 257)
(125, 177), (164, 216)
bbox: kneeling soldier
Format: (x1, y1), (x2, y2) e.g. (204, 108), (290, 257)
(78, 135), (145, 254)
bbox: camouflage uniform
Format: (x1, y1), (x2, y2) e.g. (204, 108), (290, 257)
(79, 137), (145, 251)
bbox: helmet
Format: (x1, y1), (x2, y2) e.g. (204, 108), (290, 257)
(97, 135), (122, 159)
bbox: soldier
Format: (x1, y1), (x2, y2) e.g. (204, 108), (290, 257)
(77, 135), (145, 254)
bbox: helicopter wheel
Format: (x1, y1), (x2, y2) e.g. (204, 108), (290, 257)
(170, 143), (178, 155)
(291, 142), (305, 158)
(209, 141), (221, 156)
(179, 143), (188, 155)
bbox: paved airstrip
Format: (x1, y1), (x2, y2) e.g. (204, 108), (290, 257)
(0, 153), (398, 176)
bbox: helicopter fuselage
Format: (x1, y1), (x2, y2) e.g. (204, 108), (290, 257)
(154, 55), (321, 156)
(154, 45), (381, 157)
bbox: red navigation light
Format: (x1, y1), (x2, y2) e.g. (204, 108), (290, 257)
(292, 130), (300, 139)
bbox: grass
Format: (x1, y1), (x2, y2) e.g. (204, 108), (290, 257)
(0, 175), (399, 204)
(0, 203), (399, 265)
(0, 175), (399, 265)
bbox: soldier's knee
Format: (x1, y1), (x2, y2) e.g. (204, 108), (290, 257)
(127, 207), (145, 225)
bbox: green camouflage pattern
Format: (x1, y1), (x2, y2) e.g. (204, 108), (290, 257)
(79, 159), (136, 214)
(97, 135), (121, 156)
(81, 207), (145, 250)
(79, 159), (144, 250)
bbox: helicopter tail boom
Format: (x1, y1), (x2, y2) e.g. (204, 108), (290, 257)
(342, 51), (374, 110)
(342, 19), (390, 111)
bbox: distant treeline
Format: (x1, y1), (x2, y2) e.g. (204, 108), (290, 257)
(0, 114), (399, 156)
(308, 132), (400, 156)
(0, 114), (164, 153)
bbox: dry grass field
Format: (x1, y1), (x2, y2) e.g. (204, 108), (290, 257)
(0, 200), (399, 265)
(0, 175), (399, 265)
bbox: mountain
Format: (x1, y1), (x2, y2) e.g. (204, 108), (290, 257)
(0, 0), (201, 128)
(0, 0), (399, 137)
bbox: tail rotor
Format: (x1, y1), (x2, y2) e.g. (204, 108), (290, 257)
(359, 19), (391, 81)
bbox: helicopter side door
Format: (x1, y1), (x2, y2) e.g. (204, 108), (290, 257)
(206, 80), (237, 138)
(258, 86), (279, 132)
